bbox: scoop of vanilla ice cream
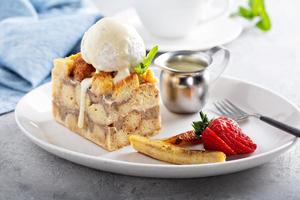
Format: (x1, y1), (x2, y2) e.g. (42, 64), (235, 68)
(81, 18), (146, 72)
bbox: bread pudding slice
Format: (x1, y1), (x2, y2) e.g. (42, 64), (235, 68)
(52, 53), (161, 151)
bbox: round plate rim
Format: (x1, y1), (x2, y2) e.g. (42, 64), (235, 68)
(15, 75), (298, 170)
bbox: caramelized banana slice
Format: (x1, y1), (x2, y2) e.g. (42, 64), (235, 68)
(163, 130), (202, 147)
(129, 135), (226, 165)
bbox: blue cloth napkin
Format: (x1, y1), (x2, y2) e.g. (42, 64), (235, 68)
(0, 0), (100, 114)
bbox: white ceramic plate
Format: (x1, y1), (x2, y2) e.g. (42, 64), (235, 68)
(112, 9), (243, 52)
(15, 76), (298, 178)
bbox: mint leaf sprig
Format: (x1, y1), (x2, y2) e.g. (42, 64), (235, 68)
(235, 0), (271, 32)
(134, 45), (159, 74)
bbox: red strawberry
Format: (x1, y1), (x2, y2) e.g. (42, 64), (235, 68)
(193, 112), (257, 156)
(202, 127), (236, 156)
(208, 116), (257, 154)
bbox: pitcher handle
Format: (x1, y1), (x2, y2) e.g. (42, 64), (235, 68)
(205, 46), (230, 84)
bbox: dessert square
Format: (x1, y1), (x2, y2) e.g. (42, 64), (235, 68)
(52, 53), (161, 151)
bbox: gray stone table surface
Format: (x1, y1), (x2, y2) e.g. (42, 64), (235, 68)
(1, 0), (300, 199)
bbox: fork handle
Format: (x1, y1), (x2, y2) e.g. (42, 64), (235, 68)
(259, 115), (300, 137)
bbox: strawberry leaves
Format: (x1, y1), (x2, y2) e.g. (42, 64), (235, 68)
(192, 111), (210, 135)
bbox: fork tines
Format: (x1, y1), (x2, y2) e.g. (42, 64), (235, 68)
(213, 99), (248, 121)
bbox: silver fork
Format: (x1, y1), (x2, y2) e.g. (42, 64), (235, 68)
(213, 99), (300, 137)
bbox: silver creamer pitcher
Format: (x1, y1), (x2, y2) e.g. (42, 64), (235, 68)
(154, 46), (230, 114)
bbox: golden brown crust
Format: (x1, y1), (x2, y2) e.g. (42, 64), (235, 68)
(54, 52), (157, 84)
(69, 52), (81, 60)
(112, 73), (140, 102)
(72, 56), (95, 81)
(90, 72), (114, 96)
(52, 58), (73, 79)
(142, 69), (157, 84)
